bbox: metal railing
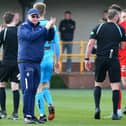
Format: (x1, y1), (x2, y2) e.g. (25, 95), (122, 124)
(0, 41), (95, 73)
(59, 41), (95, 72)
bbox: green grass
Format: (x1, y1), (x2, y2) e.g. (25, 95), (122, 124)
(0, 89), (126, 126)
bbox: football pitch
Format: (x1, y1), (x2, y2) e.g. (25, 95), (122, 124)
(0, 89), (126, 126)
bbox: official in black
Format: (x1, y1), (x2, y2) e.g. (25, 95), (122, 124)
(85, 9), (126, 120)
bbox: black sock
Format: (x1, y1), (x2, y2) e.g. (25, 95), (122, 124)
(112, 90), (119, 115)
(13, 90), (20, 114)
(94, 86), (101, 109)
(0, 87), (6, 111)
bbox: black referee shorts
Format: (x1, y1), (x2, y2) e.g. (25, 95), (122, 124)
(95, 57), (121, 83)
(0, 63), (19, 83)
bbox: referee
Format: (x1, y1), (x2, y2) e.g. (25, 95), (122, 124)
(85, 9), (126, 120)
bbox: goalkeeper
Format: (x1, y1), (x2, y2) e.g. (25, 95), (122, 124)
(33, 2), (60, 123)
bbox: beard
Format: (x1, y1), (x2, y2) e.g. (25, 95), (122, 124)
(116, 17), (120, 24)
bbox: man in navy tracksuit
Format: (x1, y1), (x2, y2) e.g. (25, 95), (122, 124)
(17, 8), (55, 124)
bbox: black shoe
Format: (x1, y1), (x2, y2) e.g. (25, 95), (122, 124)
(94, 108), (100, 119)
(112, 114), (121, 120)
(123, 107), (126, 114)
(24, 116), (39, 124)
(0, 111), (7, 118)
(32, 116), (41, 124)
(8, 113), (19, 120)
(48, 105), (55, 120)
(39, 115), (47, 123)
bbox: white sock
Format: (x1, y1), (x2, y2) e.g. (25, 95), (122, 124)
(117, 109), (122, 117)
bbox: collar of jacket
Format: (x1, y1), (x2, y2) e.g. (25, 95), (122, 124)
(26, 19), (40, 27)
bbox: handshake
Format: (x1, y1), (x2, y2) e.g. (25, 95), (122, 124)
(45, 17), (56, 30)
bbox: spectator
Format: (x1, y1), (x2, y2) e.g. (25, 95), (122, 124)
(0, 11), (20, 120)
(59, 11), (76, 73)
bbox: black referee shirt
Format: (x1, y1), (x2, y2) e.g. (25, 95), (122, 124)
(0, 26), (18, 65)
(90, 22), (126, 57)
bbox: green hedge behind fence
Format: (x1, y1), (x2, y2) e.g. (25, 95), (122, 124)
(50, 74), (67, 88)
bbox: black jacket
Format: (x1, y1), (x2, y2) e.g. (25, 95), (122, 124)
(59, 19), (75, 41)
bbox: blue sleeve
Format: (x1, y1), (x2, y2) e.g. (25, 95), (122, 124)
(54, 26), (60, 59)
(18, 25), (47, 42)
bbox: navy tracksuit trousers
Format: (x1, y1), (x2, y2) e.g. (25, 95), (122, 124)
(18, 62), (40, 117)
